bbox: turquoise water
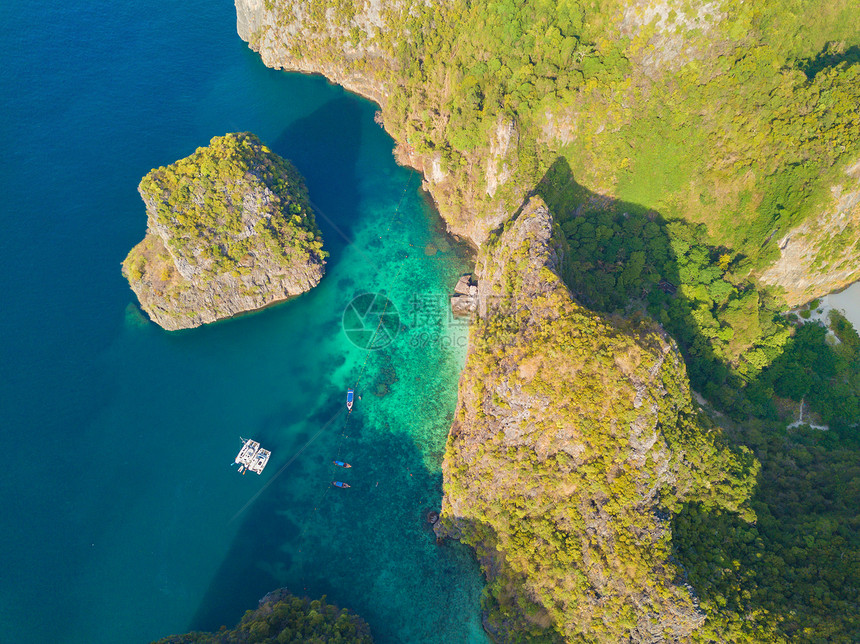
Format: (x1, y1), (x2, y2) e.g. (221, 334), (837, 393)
(0, 2), (487, 642)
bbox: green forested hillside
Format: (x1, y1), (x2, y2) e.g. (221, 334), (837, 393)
(441, 198), (759, 642)
(245, 1), (860, 641)
(249, 0), (860, 302)
(537, 161), (860, 642)
(439, 194), (859, 642)
(268, 0), (860, 272)
(537, 159), (860, 426)
(153, 589), (372, 644)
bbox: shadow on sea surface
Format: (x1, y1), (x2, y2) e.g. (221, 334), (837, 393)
(270, 95), (366, 269)
(535, 157), (860, 639)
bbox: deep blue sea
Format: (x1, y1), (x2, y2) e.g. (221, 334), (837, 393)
(0, 2), (487, 642)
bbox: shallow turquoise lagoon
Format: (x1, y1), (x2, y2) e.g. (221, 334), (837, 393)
(0, 1), (487, 642)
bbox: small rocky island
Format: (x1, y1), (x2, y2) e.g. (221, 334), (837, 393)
(123, 132), (326, 330)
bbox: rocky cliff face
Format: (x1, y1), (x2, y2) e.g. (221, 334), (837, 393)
(233, 0), (519, 245)
(235, 0), (860, 303)
(437, 198), (755, 642)
(123, 132), (325, 331)
(235, 0), (387, 105)
(761, 159), (860, 305)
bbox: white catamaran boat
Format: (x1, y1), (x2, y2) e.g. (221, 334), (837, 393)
(234, 437), (271, 475)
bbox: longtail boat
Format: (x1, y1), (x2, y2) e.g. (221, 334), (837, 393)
(333, 460), (352, 468)
(332, 481), (351, 488)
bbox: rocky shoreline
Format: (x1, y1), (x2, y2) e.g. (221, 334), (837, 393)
(123, 132), (326, 330)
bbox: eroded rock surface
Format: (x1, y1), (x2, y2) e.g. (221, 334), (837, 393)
(761, 159), (860, 305)
(438, 198), (755, 642)
(123, 132), (325, 330)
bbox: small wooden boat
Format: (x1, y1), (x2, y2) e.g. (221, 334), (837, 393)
(333, 460), (352, 468)
(332, 481), (351, 488)
(346, 388), (354, 411)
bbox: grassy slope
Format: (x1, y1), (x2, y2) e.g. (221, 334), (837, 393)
(258, 0), (860, 275)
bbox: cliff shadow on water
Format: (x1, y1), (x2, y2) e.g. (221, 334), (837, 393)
(187, 420), (481, 643)
(270, 96), (365, 269)
(535, 157), (860, 639)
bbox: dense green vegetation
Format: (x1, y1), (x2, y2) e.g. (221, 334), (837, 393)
(153, 589), (372, 644)
(268, 0), (860, 270)
(442, 200), (759, 642)
(536, 158), (860, 429)
(138, 132), (324, 276)
(674, 420), (860, 642)
(750, 312), (860, 429)
(537, 159), (791, 406)
(251, 1), (860, 641)
(536, 162), (860, 641)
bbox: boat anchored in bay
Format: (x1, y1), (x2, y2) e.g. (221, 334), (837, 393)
(233, 437), (271, 475)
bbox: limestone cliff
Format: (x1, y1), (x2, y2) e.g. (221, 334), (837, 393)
(123, 132), (325, 331)
(234, 0), (520, 245)
(437, 198), (756, 642)
(235, 0), (860, 302)
(761, 159), (860, 305)
(236, 0), (387, 106)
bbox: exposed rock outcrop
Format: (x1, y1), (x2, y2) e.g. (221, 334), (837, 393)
(123, 132), (325, 330)
(437, 197), (755, 642)
(761, 159), (860, 305)
(233, 0), (515, 245)
(451, 274), (478, 317)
